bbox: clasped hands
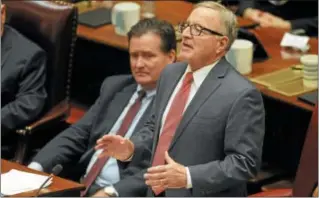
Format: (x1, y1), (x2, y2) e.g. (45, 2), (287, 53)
(244, 8), (291, 30)
(95, 135), (188, 191)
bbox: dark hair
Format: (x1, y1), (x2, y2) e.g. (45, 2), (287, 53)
(128, 18), (177, 53)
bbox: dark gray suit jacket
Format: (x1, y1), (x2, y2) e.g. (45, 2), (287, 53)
(1, 25), (47, 136)
(113, 58), (265, 197)
(32, 75), (154, 182)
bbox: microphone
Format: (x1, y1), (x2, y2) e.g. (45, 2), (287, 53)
(35, 164), (63, 197)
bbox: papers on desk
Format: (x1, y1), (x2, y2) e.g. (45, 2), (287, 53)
(1, 169), (52, 196)
(280, 32), (310, 52)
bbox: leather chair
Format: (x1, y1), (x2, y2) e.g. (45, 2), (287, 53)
(250, 103), (318, 197)
(4, 0), (78, 164)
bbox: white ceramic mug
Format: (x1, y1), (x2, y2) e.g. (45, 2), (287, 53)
(300, 54), (318, 88)
(112, 2), (140, 36)
(226, 39), (253, 75)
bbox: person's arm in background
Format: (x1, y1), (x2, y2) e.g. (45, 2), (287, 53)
(236, 0), (276, 26)
(236, 0), (318, 36)
(290, 17), (318, 37)
(1, 50), (46, 136)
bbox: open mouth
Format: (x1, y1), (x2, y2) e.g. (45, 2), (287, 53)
(182, 42), (193, 49)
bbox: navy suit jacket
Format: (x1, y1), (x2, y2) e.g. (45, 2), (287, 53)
(33, 75), (154, 181)
(1, 25), (47, 136)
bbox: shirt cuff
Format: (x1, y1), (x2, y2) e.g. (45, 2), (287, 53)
(104, 185), (119, 197)
(28, 162), (44, 172)
(186, 167), (192, 189)
(123, 154), (133, 162)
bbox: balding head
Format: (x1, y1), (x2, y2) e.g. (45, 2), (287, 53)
(194, 1), (238, 50)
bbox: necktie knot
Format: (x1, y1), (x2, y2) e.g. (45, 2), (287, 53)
(138, 90), (146, 101)
(184, 72), (193, 85)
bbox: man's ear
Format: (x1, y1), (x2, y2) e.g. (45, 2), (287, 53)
(216, 36), (229, 54)
(1, 4), (6, 24)
(168, 49), (177, 63)
(1, 4), (6, 36)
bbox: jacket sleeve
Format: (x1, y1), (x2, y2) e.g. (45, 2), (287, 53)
(1, 50), (47, 135)
(189, 88), (265, 196)
(32, 80), (108, 172)
(290, 17), (318, 37)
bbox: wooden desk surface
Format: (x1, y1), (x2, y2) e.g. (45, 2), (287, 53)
(1, 159), (85, 197)
(76, 1), (317, 112)
(77, 1), (254, 50)
(247, 27), (318, 111)
(77, 1), (193, 50)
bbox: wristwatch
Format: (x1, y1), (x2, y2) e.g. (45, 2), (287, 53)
(104, 186), (118, 197)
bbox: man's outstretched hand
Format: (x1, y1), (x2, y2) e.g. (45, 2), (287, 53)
(95, 134), (134, 161)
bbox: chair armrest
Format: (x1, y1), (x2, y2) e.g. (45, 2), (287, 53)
(16, 100), (70, 136)
(249, 189), (292, 197)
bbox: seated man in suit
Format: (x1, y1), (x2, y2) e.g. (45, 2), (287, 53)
(28, 18), (176, 196)
(95, 1), (265, 197)
(237, 0), (318, 37)
(1, 3), (47, 158)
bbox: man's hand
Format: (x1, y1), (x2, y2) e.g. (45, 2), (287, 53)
(92, 189), (109, 197)
(243, 8), (291, 30)
(243, 8), (261, 22)
(144, 152), (187, 193)
(258, 12), (291, 30)
(95, 135), (134, 161)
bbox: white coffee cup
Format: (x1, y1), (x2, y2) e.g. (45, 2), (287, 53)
(112, 2), (140, 36)
(226, 39), (253, 75)
(300, 54), (318, 67)
(300, 54), (318, 88)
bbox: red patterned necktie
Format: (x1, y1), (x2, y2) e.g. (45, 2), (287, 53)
(151, 72), (193, 195)
(80, 90), (146, 196)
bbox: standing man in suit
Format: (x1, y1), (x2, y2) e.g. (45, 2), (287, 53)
(28, 18), (176, 196)
(96, 1), (265, 197)
(236, 0), (318, 37)
(1, 3), (47, 158)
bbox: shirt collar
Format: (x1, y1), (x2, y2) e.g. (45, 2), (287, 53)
(185, 60), (220, 89)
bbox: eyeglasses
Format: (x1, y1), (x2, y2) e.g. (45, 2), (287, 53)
(178, 21), (224, 37)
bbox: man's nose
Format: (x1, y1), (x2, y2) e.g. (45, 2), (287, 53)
(182, 26), (192, 38)
(135, 57), (145, 68)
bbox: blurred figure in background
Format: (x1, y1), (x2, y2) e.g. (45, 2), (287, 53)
(236, 0), (318, 37)
(1, 3), (47, 159)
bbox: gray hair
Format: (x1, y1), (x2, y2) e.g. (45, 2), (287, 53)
(195, 1), (238, 50)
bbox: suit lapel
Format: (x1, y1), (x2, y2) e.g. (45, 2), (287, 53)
(1, 26), (13, 69)
(169, 58), (229, 150)
(102, 84), (137, 134)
